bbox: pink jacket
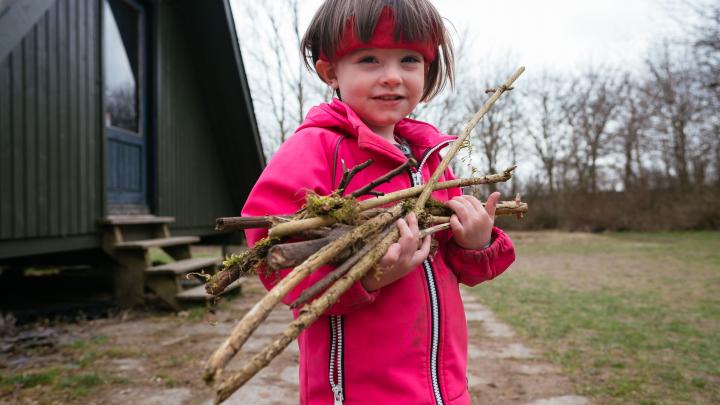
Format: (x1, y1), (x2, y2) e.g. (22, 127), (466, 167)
(242, 100), (515, 404)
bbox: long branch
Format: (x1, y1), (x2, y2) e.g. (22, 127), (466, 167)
(349, 158), (417, 198)
(289, 225), (393, 309)
(268, 168), (515, 237)
(270, 201), (528, 273)
(415, 66), (525, 210)
(203, 204), (405, 383)
(337, 158), (373, 193)
(215, 226), (401, 404)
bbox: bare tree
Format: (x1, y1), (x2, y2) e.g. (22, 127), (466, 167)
(645, 43), (703, 190)
(233, 0), (326, 157)
(614, 73), (651, 190)
(526, 72), (570, 194)
(561, 69), (619, 193)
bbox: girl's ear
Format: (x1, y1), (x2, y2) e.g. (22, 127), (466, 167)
(315, 59), (338, 89)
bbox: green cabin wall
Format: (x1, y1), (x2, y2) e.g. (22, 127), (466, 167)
(0, 0), (103, 245)
(154, 1), (237, 232)
(0, 0), (258, 259)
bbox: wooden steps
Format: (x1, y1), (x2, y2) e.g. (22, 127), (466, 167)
(115, 236), (200, 250)
(147, 257), (221, 275)
(100, 215), (236, 310)
(100, 215), (176, 225)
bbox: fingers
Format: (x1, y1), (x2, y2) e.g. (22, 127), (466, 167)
(466, 195), (485, 213)
(447, 197), (472, 222)
(378, 242), (401, 268)
(411, 235), (432, 263)
(449, 214), (464, 235)
(396, 217), (416, 255)
(485, 192), (500, 219)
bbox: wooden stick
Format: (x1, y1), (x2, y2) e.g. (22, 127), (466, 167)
(203, 204), (405, 383)
(268, 168), (515, 237)
(289, 225), (393, 309)
(349, 158), (417, 198)
(337, 159), (373, 193)
(217, 171), (515, 233)
(205, 237), (284, 295)
(419, 222), (451, 237)
(415, 67), (525, 210)
(269, 200), (527, 273)
(266, 225), (354, 270)
(362, 168), (516, 211)
(215, 226), (402, 404)
(215, 216), (277, 231)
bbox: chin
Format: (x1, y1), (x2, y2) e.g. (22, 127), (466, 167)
(372, 114), (405, 125)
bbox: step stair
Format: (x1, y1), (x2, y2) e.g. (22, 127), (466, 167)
(147, 257), (221, 275)
(115, 236), (200, 250)
(100, 215), (176, 225)
(100, 215), (237, 310)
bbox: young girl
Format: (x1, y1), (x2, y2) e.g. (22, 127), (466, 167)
(242, 1), (515, 403)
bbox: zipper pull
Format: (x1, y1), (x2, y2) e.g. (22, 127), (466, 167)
(332, 385), (344, 405)
(412, 170), (423, 186)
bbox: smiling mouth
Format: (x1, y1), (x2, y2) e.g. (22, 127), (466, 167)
(373, 95), (403, 101)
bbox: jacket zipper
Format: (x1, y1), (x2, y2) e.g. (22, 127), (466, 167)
(326, 139), (452, 405)
(410, 139), (452, 404)
(329, 315), (345, 404)
(412, 139), (455, 186)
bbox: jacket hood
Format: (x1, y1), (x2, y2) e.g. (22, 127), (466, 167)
(297, 99), (456, 162)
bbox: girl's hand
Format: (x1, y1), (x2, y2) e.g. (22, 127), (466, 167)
(361, 212), (431, 292)
(447, 192), (500, 250)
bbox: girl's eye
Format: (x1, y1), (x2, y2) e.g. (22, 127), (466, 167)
(402, 56), (421, 63)
(358, 56), (378, 64)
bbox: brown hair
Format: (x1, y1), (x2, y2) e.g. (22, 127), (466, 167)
(301, 0), (454, 101)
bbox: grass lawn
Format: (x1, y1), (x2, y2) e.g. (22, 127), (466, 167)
(472, 231), (720, 404)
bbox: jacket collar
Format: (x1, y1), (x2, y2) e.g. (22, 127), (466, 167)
(298, 99), (456, 164)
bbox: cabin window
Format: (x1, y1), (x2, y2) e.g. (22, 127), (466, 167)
(103, 0), (142, 134)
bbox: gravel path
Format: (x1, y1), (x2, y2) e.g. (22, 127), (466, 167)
(199, 279), (589, 404)
(1, 277), (589, 404)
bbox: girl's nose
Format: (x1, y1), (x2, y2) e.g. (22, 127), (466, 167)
(380, 65), (402, 87)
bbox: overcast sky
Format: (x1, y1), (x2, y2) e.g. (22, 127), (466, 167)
(274, 0), (691, 74)
(230, 0), (706, 180)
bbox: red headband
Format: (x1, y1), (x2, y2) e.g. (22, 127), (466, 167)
(320, 7), (437, 63)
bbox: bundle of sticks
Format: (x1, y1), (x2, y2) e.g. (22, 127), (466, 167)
(203, 67), (526, 404)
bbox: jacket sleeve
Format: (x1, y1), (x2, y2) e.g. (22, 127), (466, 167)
(439, 167), (516, 287)
(444, 227), (515, 286)
(242, 130), (379, 315)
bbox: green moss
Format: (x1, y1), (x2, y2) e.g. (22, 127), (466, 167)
(304, 192), (360, 223)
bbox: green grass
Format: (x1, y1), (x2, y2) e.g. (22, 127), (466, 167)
(149, 246), (223, 262)
(1, 333), (135, 400)
(0, 368), (61, 388)
(0, 369), (108, 399)
(148, 248), (174, 264)
(472, 231), (720, 404)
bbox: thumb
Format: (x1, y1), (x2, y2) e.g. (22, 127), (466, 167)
(485, 192), (501, 219)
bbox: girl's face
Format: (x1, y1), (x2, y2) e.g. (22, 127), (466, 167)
(317, 48), (425, 140)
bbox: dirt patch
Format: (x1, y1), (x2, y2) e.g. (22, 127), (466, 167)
(1, 277), (588, 404)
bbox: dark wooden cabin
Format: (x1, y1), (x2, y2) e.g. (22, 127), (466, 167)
(0, 0), (265, 311)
